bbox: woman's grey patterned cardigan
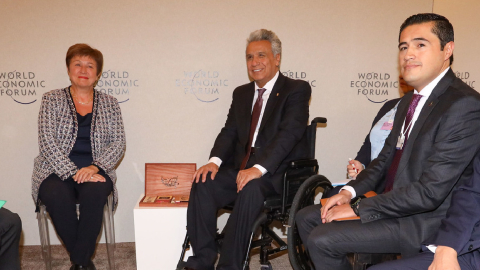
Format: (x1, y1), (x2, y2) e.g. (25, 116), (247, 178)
(31, 87), (126, 210)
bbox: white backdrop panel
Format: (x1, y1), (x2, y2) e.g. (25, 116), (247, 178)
(7, 0), (478, 246)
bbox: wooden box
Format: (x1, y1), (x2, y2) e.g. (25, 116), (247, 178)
(139, 163), (196, 207)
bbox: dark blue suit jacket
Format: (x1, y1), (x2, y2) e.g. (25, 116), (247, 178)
(209, 73), (311, 194)
(425, 151), (480, 259)
(349, 69), (480, 257)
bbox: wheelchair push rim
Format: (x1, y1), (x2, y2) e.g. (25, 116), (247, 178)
(287, 175), (332, 270)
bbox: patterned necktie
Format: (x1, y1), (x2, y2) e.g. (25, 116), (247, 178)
(240, 88), (267, 170)
(384, 94), (422, 193)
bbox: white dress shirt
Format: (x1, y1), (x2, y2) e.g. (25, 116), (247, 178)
(208, 71), (280, 175)
(341, 67), (450, 198)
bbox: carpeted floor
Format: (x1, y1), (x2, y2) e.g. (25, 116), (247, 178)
(20, 243), (137, 270)
(20, 243), (294, 270)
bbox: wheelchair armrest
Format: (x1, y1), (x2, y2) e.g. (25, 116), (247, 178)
(288, 159), (318, 169)
(311, 117), (327, 124)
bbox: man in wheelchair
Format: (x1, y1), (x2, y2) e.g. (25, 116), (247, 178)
(182, 29), (312, 270)
(295, 13), (480, 270)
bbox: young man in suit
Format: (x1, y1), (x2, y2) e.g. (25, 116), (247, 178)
(184, 29), (311, 270)
(0, 207), (22, 270)
(370, 151), (480, 270)
(296, 13), (480, 270)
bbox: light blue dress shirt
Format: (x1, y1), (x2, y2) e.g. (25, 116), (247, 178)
(369, 102), (399, 161)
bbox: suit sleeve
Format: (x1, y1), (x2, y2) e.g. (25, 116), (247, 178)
(355, 133), (372, 167)
(255, 82), (311, 174)
(209, 90), (239, 162)
(425, 153), (480, 253)
(358, 95), (480, 221)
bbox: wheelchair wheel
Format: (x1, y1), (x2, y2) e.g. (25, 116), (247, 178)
(287, 175), (332, 270)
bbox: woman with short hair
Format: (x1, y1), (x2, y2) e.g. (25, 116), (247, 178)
(31, 43), (126, 270)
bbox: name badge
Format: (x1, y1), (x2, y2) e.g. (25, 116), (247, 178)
(381, 121), (393, 130)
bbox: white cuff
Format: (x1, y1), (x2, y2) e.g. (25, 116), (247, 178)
(426, 245), (437, 253)
(253, 164), (267, 176)
(340, 185), (356, 198)
(208, 157), (222, 167)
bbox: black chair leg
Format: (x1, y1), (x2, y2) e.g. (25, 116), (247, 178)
(176, 234), (190, 270)
(353, 253), (399, 270)
(259, 224), (274, 270)
(260, 243), (272, 270)
(260, 226), (268, 264)
(352, 253), (366, 270)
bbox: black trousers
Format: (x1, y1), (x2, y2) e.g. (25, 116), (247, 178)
(0, 208), (22, 270)
(369, 249), (480, 270)
(296, 204), (407, 270)
(185, 164), (277, 270)
(38, 173), (112, 266)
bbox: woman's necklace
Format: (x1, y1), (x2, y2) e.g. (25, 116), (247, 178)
(70, 88), (93, 105)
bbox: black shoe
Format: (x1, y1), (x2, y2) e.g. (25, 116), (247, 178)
(88, 260), (97, 270)
(71, 260), (96, 270)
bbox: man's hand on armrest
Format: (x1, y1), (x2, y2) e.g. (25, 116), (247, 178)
(428, 246), (459, 270)
(193, 162), (219, 183)
(320, 190), (352, 222)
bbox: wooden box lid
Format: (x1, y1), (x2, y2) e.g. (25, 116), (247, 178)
(140, 163), (196, 207)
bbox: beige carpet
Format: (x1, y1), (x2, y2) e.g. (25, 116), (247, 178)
(20, 243), (137, 270)
(20, 243), (294, 270)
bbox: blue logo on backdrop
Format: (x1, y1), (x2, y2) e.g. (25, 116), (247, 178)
(455, 71), (475, 89)
(281, 70), (317, 87)
(96, 70), (138, 103)
(0, 71), (45, 105)
(176, 70), (228, 103)
(351, 72), (398, 103)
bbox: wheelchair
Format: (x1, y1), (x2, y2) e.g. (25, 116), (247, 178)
(176, 117), (329, 270)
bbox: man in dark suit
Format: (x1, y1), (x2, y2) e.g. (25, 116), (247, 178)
(296, 13), (480, 270)
(184, 29), (311, 270)
(0, 207), (22, 270)
(369, 151), (480, 270)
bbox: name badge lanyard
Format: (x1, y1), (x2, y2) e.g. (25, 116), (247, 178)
(396, 118), (413, 150)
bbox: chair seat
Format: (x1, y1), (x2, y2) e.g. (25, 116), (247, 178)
(263, 195), (282, 209)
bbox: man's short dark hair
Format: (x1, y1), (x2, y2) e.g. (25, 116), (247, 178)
(399, 13), (454, 65)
